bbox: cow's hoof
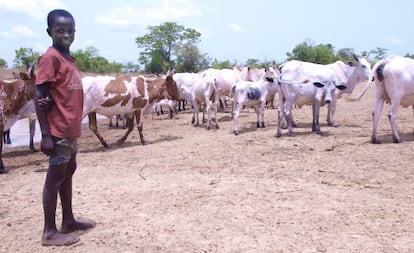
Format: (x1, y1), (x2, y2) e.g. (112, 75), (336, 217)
(0, 167), (8, 174)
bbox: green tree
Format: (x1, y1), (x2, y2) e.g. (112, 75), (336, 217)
(404, 53), (414, 59)
(175, 44), (209, 72)
(72, 46), (122, 73)
(336, 48), (356, 62)
(135, 22), (202, 73)
(209, 58), (235, 69)
(286, 41), (338, 64)
(0, 58), (7, 68)
(369, 47), (388, 60)
(14, 47), (40, 68)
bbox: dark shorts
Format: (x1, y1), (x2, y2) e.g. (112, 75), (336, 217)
(49, 137), (78, 165)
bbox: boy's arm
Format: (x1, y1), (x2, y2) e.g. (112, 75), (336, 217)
(35, 83), (54, 155)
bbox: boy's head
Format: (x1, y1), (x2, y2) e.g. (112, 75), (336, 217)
(46, 9), (76, 51)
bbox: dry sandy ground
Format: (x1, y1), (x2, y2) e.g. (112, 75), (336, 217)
(1, 83), (414, 253)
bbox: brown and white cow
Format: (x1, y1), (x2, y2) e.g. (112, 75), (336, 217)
(0, 65), (36, 173)
(82, 70), (181, 148)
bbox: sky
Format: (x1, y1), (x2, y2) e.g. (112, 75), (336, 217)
(0, 0), (413, 68)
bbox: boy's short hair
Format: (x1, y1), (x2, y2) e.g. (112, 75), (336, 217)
(47, 9), (74, 28)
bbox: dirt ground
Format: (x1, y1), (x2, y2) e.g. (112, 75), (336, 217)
(1, 83), (414, 253)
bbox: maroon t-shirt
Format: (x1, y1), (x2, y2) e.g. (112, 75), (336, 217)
(36, 47), (84, 138)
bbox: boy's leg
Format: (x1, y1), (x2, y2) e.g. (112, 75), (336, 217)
(41, 163), (79, 246)
(60, 153), (94, 233)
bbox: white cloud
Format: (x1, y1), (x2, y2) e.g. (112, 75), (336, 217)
(0, 0), (64, 18)
(0, 25), (39, 39)
(12, 25), (39, 38)
(229, 24), (246, 33)
(95, 0), (203, 28)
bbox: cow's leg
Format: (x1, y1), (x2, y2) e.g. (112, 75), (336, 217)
(371, 88), (385, 144)
(117, 113), (137, 145)
(88, 112), (110, 148)
(255, 104), (261, 128)
(193, 102), (200, 127)
(260, 102), (265, 128)
(312, 103), (322, 134)
(136, 111), (146, 145)
(233, 102), (242, 135)
(220, 96), (229, 113)
(327, 99), (338, 127)
(276, 94), (284, 137)
(0, 125), (7, 174)
(284, 99), (295, 137)
(388, 99), (402, 143)
(3, 129), (11, 144)
(206, 99), (211, 130)
(212, 100), (219, 129)
(29, 118), (37, 152)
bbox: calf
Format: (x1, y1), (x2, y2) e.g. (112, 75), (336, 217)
(82, 70), (181, 148)
(279, 55), (370, 126)
(277, 74), (346, 137)
(231, 67), (278, 135)
(0, 65), (36, 173)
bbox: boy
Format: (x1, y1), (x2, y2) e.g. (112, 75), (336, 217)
(35, 9), (94, 246)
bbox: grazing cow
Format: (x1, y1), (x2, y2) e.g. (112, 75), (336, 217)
(277, 73), (347, 137)
(82, 70), (181, 148)
(279, 55), (371, 126)
(0, 65), (36, 173)
(352, 55), (414, 143)
(231, 67), (279, 135)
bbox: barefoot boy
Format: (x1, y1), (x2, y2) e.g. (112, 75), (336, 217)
(35, 9), (94, 246)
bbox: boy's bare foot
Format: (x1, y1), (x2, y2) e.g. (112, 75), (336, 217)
(61, 220), (95, 234)
(41, 231), (79, 246)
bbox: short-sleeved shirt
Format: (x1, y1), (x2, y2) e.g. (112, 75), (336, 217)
(36, 47), (84, 138)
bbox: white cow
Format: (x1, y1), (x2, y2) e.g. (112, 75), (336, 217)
(174, 72), (219, 129)
(276, 73), (347, 137)
(231, 67), (279, 135)
(352, 55), (414, 143)
(202, 68), (243, 112)
(279, 55), (371, 126)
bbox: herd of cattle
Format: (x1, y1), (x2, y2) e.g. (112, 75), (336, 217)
(1, 54), (414, 172)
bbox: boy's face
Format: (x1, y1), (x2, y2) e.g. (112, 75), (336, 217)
(47, 16), (75, 50)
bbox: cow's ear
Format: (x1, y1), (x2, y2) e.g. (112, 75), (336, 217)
(19, 72), (30, 81)
(313, 82), (324, 88)
(352, 53), (359, 61)
(336, 85), (347, 90)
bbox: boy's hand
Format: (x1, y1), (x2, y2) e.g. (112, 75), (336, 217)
(40, 134), (54, 156)
(38, 96), (54, 110)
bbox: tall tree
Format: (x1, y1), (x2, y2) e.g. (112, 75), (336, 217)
(14, 47), (40, 68)
(135, 22), (202, 73)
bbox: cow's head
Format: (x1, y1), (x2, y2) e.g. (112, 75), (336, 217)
(314, 80), (347, 104)
(264, 66), (278, 83)
(348, 55), (371, 84)
(19, 63), (36, 98)
(164, 69), (182, 101)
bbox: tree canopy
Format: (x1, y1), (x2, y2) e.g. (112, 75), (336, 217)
(136, 22), (203, 73)
(14, 47), (40, 68)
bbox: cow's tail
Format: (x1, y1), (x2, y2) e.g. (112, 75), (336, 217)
(345, 59), (387, 102)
